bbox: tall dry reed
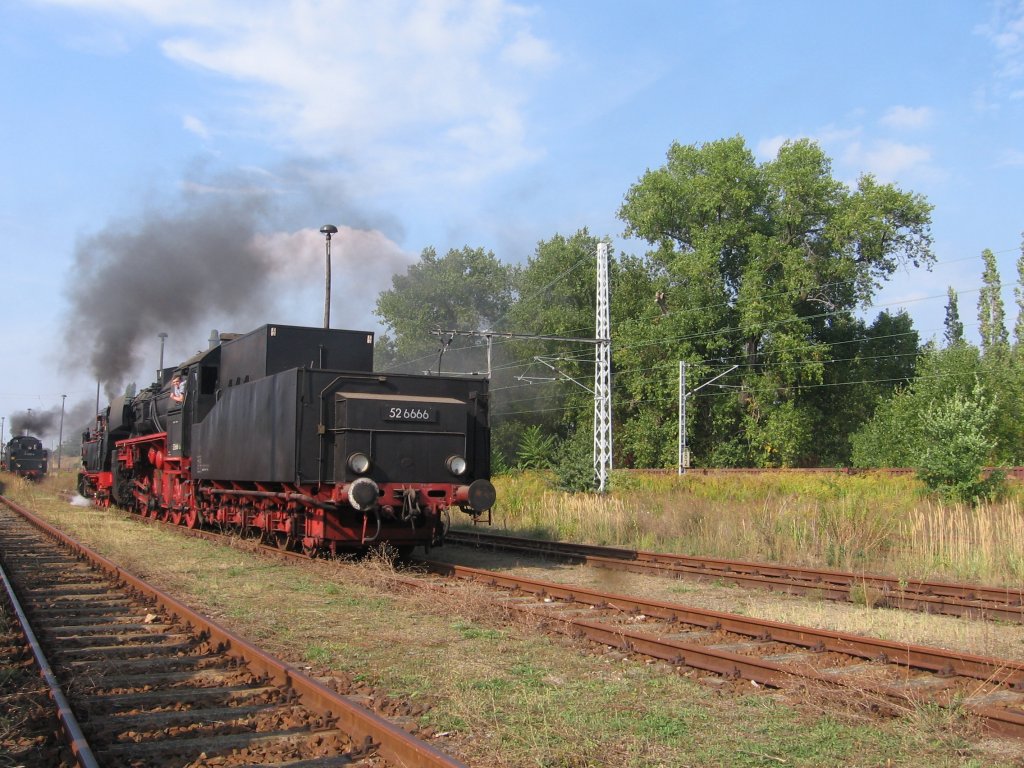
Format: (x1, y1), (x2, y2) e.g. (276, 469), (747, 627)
(483, 470), (1024, 585)
(895, 499), (1024, 585)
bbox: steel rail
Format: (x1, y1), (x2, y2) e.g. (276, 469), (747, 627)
(446, 530), (1024, 622)
(97, 507), (1024, 684)
(0, 494), (467, 768)
(58, 498), (1024, 738)
(0, 560), (100, 768)
(421, 559), (1024, 737)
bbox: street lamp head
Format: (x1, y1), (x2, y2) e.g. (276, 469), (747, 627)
(158, 332), (168, 340)
(320, 224), (338, 237)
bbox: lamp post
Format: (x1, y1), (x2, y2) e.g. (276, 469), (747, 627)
(320, 224), (338, 329)
(58, 394), (66, 470)
(1, 416), (5, 446)
(158, 332), (168, 384)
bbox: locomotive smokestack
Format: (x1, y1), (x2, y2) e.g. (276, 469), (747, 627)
(209, 329), (220, 349)
(158, 332), (168, 385)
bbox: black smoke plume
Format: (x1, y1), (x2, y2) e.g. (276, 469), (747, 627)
(64, 190), (279, 397)
(10, 408), (58, 437)
(7, 400), (96, 443)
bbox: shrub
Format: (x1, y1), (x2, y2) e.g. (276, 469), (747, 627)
(915, 385), (1004, 503)
(516, 425), (556, 470)
(552, 428), (596, 493)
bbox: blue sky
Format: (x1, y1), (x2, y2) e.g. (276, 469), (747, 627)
(1, 0), (1023, 444)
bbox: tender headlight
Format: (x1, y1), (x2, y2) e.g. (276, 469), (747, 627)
(347, 452), (371, 474)
(446, 455), (468, 476)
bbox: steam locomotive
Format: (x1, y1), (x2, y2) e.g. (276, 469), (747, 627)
(1, 435), (49, 479)
(79, 323), (495, 556)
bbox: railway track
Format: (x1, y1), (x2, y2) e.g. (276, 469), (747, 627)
(0, 495), (466, 767)
(21, 495), (1024, 740)
(446, 529), (1024, 624)
(417, 559), (1024, 738)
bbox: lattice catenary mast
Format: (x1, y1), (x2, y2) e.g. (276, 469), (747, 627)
(434, 242), (614, 493)
(593, 242), (612, 492)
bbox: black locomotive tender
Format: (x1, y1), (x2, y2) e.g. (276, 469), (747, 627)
(2, 435), (48, 479)
(79, 323), (495, 556)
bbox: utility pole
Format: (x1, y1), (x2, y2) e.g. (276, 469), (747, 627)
(320, 224), (338, 328)
(678, 362), (687, 474)
(593, 242), (612, 492)
(58, 394), (66, 470)
(434, 244), (615, 492)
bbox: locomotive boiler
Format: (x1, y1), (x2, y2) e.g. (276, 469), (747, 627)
(79, 323), (495, 556)
(2, 435), (49, 479)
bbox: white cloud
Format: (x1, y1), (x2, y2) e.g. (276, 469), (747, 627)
(754, 134), (788, 160)
(182, 114), (209, 140)
(501, 29), (557, 69)
(42, 1), (555, 192)
(976, 1), (1024, 83)
(842, 139), (933, 182)
(997, 148), (1024, 166)
(879, 105), (934, 130)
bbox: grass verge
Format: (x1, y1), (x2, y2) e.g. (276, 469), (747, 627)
(1, 475), (1020, 766)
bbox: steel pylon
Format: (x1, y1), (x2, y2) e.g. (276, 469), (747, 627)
(593, 242), (612, 492)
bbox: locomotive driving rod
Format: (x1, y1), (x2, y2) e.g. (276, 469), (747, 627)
(203, 487), (335, 510)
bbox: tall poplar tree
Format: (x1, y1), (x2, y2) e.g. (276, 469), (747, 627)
(977, 248), (1008, 357)
(944, 287), (964, 346)
(1014, 234), (1024, 347)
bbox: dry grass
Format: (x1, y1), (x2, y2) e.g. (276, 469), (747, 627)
(901, 500), (1024, 583)
(6, 474), (1024, 766)
(487, 471), (1024, 587)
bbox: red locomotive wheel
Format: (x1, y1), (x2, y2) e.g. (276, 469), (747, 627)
(184, 508), (199, 528)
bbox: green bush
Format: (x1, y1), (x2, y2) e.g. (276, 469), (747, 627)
(915, 385), (1005, 503)
(516, 425), (556, 470)
(552, 427), (596, 493)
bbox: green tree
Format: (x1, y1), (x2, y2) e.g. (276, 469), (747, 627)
(617, 136), (933, 467)
(852, 246), (1024, 471)
(1014, 234), (1024, 347)
(978, 248), (1008, 357)
(850, 343), (984, 467)
(374, 246), (518, 369)
(515, 425), (556, 470)
(808, 310), (920, 465)
(944, 287), (964, 347)
(849, 385), (920, 467)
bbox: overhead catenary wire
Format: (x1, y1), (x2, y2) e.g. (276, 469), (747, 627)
(495, 365), (989, 419)
(378, 242), (1022, 378)
(468, 248), (1023, 377)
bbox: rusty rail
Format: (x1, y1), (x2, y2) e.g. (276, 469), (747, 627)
(447, 529), (1024, 623)
(0, 494), (467, 768)
(0, 561), (100, 768)
(421, 559), (1024, 738)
